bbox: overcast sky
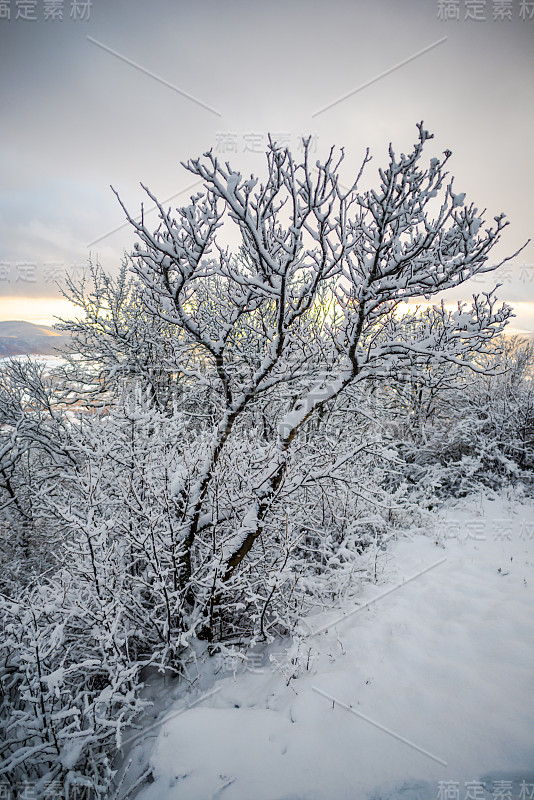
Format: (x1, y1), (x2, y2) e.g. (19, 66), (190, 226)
(1, 0), (533, 330)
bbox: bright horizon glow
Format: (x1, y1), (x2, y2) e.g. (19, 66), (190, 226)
(1, 296), (533, 337)
(0, 297), (79, 327)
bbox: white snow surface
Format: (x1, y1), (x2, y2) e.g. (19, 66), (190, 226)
(131, 491), (534, 800)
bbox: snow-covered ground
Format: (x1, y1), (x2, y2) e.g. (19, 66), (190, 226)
(125, 491), (534, 800)
(0, 354), (66, 369)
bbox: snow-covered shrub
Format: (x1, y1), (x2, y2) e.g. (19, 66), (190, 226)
(0, 358), (77, 596)
(384, 336), (534, 503)
(0, 572), (148, 797)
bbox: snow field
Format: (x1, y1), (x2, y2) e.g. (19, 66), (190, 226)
(132, 491), (534, 800)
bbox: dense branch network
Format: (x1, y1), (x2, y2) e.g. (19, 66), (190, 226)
(112, 123), (520, 597)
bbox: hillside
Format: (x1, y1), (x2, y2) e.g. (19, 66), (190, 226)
(0, 320), (71, 356)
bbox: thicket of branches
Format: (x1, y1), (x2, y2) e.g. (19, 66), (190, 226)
(1, 125), (532, 798)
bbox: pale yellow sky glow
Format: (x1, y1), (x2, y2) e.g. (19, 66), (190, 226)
(1, 296), (533, 337)
(0, 297), (79, 328)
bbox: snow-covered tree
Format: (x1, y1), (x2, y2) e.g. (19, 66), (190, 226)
(100, 122), (519, 640)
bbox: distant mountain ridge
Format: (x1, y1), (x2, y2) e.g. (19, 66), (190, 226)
(0, 320), (71, 356)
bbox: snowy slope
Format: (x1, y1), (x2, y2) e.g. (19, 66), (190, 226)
(128, 491), (534, 800)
